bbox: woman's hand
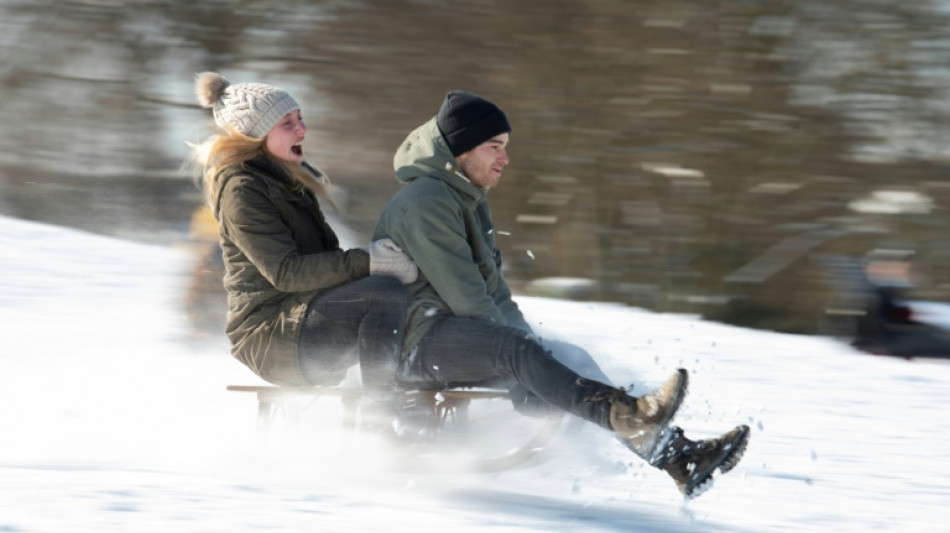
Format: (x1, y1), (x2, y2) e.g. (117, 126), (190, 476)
(368, 239), (418, 284)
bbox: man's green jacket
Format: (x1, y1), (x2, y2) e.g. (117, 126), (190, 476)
(374, 117), (531, 352)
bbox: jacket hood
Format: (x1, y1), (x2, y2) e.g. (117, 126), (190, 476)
(393, 117), (486, 204)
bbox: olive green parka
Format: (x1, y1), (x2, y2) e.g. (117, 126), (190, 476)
(373, 118), (530, 352)
(214, 156), (370, 385)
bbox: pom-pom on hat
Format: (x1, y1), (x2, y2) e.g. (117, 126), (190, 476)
(436, 90), (511, 157)
(194, 71), (300, 139)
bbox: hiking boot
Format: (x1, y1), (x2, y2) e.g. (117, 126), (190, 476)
(657, 425), (751, 499)
(604, 369), (688, 462)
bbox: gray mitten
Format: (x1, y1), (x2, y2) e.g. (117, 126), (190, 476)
(368, 239), (418, 284)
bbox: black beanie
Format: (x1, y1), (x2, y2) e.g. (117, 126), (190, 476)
(436, 90), (511, 157)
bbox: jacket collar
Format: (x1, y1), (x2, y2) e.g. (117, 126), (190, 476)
(393, 118), (487, 207)
(213, 154), (300, 217)
(243, 155), (292, 186)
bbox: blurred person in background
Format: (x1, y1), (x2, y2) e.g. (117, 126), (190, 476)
(373, 90), (750, 498)
(853, 249), (950, 358)
(189, 72), (417, 404)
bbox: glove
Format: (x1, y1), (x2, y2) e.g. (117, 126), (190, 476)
(368, 239), (418, 284)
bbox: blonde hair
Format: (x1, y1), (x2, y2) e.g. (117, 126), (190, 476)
(188, 127), (336, 214)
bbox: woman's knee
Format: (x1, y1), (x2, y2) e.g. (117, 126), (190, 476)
(364, 275), (407, 304)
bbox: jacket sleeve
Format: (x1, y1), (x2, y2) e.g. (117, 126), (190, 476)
(394, 193), (508, 324)
(219, 178), (369, 292)
(491, 250), (533, 332)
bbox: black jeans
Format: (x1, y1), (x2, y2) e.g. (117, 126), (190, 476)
(298, 275), (407, 396)
(403, 317), (614, 430)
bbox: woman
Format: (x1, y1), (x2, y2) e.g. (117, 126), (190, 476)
(189, 71), (417, 397)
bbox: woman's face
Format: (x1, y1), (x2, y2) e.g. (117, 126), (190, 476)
(265, 110), (307, 164)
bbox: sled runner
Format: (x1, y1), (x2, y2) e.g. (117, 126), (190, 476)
(226, 384), (566, 471)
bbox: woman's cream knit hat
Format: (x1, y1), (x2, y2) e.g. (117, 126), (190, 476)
(195, 71), (300, 139)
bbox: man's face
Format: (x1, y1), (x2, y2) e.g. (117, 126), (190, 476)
(456, 133), (510, 189)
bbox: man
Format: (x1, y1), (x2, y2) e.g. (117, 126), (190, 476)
(373, 90), (749, 498)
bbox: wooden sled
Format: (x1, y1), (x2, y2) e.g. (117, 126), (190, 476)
(226, 385), (566, 472)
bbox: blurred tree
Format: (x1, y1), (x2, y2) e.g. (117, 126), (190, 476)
(2, 0), (950, 335)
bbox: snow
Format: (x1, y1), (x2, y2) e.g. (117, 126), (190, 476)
(2, 215), (949, 532)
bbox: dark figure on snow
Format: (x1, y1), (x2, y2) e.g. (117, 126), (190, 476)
(373, 90), (750, 497)
(853, 250), (950, 359)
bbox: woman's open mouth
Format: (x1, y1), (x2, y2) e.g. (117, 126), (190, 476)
(291, 145), (303, 157)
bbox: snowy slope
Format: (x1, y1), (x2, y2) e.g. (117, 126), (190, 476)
(1, 215), (948, 532)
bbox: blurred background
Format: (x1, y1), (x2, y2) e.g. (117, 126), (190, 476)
(3, 0), (950, 340)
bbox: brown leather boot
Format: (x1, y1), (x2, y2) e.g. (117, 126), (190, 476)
(657, 425), (751, 498)
(601, 369), (688, 463)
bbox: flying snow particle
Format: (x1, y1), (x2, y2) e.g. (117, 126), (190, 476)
(526, 250), (535, 260)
